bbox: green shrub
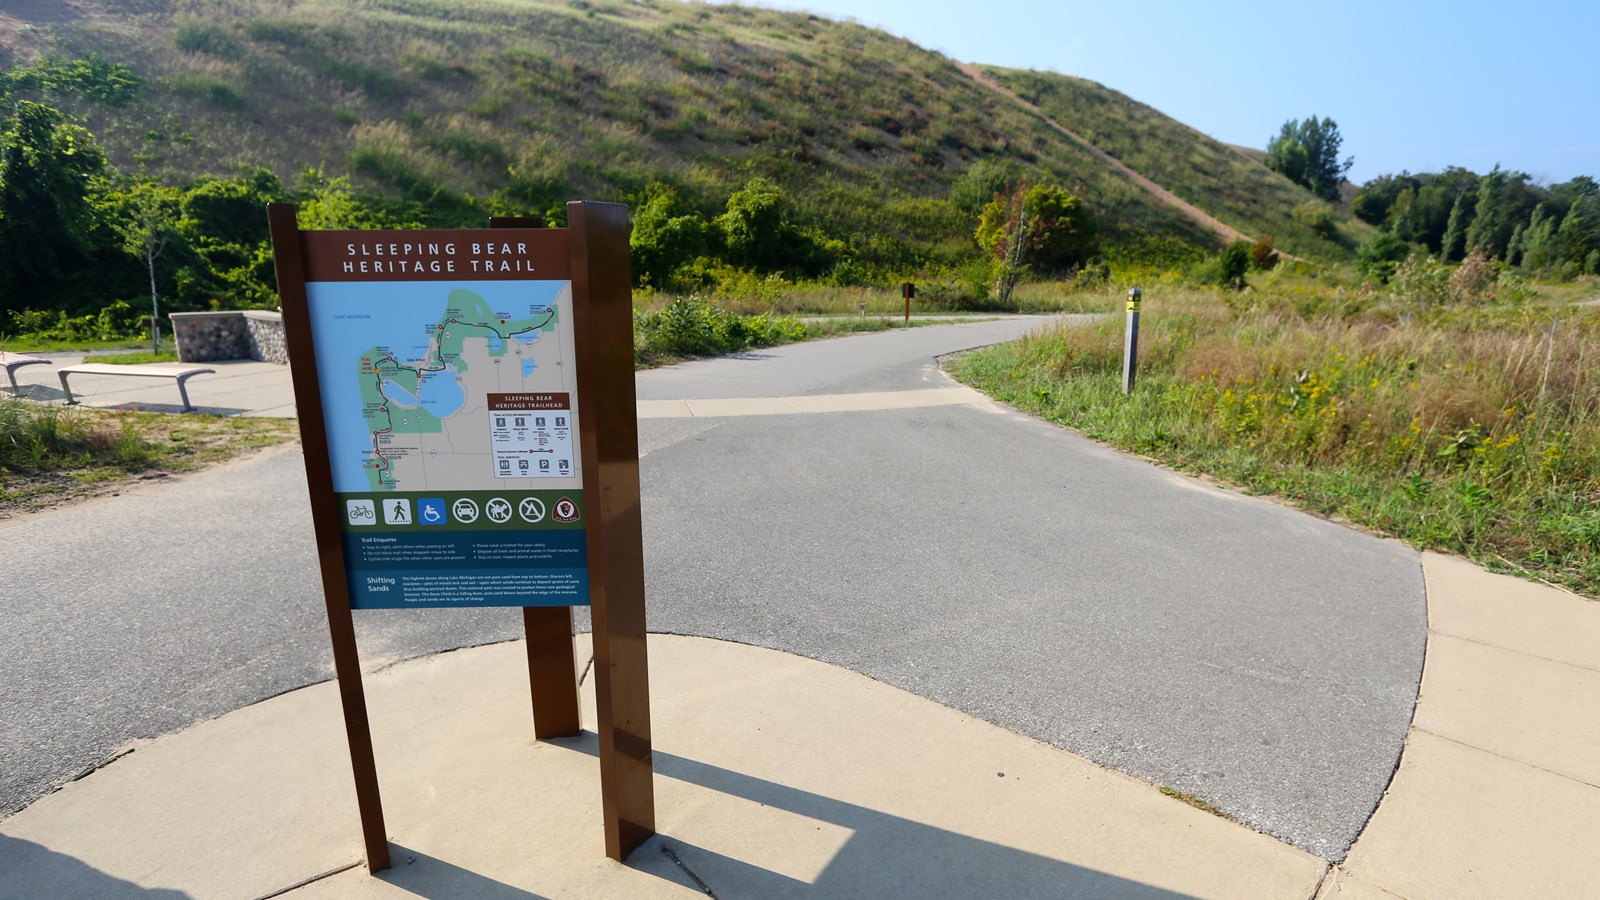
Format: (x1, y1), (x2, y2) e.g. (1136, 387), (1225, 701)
(1356, 231), (1409, 282)
(635, 296), (806, 361)
(1292, 200), (1338, 238)
(1075, 257), (1112, 287)
(5, 302), (142, 343)
(7, 57), (142, 107)
(1388, 251), (1449, 307)
(173, 22), (240, 56)
(630, 183), (712, 289)
(1194, 240), (1251, 290)
(173, 75), (246, 110)
(243, 19), (318, 47)
(949, 157), (1019, 218)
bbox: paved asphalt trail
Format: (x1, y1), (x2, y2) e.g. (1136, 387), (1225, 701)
(0, 317), (1425, 860)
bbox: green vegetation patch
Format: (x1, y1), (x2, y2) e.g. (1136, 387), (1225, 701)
(91, 350), (179, 365)
(949, 283), (1600, 597)
(5, 56), (143, 107)
(0, 399), (297, 512)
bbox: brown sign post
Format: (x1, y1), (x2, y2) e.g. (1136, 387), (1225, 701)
(268, 201), (655, 872)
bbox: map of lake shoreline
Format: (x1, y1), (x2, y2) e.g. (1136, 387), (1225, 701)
(306, 279), (582, 494)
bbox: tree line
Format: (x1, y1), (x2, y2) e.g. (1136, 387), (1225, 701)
(1352, 166), (1599, 280)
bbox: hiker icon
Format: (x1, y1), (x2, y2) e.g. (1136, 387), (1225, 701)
(383, 499), (412, 525)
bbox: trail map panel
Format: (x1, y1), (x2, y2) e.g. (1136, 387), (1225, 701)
(300, 230), (587, 609)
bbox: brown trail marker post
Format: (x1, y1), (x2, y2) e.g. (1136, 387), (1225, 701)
(902, 281), (915, 324)
(269, 201), (655, 873)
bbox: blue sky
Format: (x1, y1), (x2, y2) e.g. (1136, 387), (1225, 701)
(725, 0), (1599, 187)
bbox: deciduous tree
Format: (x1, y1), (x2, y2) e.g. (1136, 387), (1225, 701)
(0, 101), (106, 316)
(1265, 116), (1353, 202)
(975, 182), (1099, 304)
(111, 180), (184, 351)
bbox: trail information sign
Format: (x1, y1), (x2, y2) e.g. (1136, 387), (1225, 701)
(270, 203), (657, 873)
(298, 231), (588, 608)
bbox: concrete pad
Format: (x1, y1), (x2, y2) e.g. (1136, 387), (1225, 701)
(638, 388), (982, 418)
(1422, 551), (1600, 670)
(781, 386), (975, 412)
(636, 638), (1324, 900)
(636, 399), (694, 419)
(682, 396), (806, 417)
(1339, 730), (1600, 899)
(0, 635), (1326, 899)
(0, 677), (364, 899)
(1313, 867), (1405, 900)
(1413, 633), (1600, 786)
(1335, 554), (1600, 899)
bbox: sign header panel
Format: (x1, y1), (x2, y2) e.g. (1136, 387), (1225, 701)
(300, 228), (588, 608)
(300, 229), (572, 282)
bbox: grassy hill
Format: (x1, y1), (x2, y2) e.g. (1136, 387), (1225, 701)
(982, 67), (1374, 260)
(4, 0), (1366, 278)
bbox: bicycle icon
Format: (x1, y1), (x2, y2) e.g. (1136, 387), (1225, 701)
(345, 499), (377, 526)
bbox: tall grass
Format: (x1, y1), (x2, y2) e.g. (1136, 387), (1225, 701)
(1, 399), (298, 508)
(951, 286), (1600, 596)
(0, 399), (158, 474)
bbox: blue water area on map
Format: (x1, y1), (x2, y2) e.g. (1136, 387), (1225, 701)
(381, 381), (419, 407)
(306, 279), (567, 492)
(521, 358), (537, 377)
(418, 367), (465, 418)
(512, 331), (538, 344)
(486, 334), (502, 351)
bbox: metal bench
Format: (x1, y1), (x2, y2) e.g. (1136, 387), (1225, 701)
(58, 363), (216, 413)
(2, 351), (51, 394)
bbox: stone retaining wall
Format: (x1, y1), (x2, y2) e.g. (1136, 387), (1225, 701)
(171, 310), (287, 364)
(242, 311), (288, 364)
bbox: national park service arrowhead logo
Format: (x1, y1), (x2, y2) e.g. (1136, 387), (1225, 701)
(553, 496), (581, 523)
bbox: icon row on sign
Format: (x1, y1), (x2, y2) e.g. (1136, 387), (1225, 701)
(345, 496), (579, 526)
